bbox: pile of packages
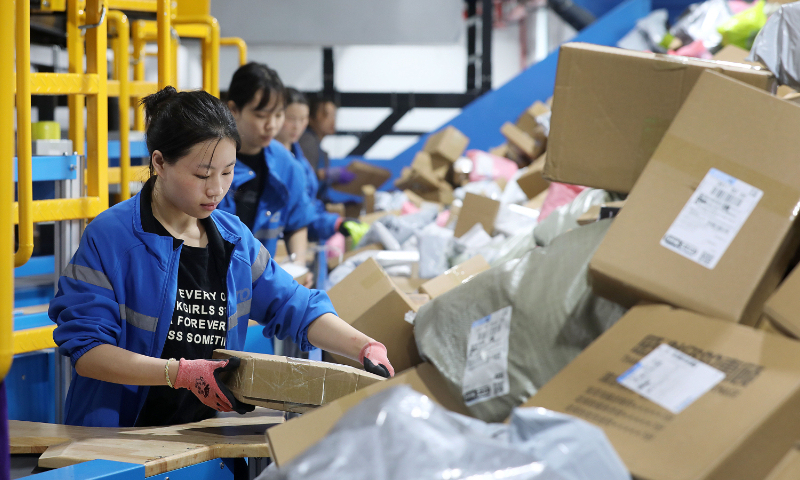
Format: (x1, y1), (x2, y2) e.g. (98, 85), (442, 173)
(228, 21), (800, 478)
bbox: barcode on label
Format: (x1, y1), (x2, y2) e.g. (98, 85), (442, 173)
(709, 187), (743, 207)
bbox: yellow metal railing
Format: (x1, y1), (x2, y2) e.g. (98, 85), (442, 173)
(108, 10), (132, 200)
(221, 37), (248, 66)
(16, 0), (33, 269)
(1, 0), (15, 379)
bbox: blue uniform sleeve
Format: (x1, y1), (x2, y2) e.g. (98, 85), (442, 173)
(247, 241), (337, 351)
(49, 228), (123, 365)
(307, 209), (340, 242)
(280, 151), (323, 233)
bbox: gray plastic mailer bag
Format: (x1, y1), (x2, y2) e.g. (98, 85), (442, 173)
(414, 219), (627, 423)
(748, 2), (800, 91)
(258, 385), (630, 480)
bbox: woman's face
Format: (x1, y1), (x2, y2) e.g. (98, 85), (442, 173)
(277, 102), (309, 145)
(152, 138), (237, 219)
(228, 89), (285, 155)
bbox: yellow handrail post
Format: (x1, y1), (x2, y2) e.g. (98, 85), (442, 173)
(173, 15), (219, 97)
(85, 0), (109, 211)
(221, 37), (247, 66)
(109, 11), (131, 200)
(156, 0), (171, 89)
(15, 0), (34, 268)
(132, 19), (146, 131)
(1, 0), (17, 380)
(68, 0), (85, 156)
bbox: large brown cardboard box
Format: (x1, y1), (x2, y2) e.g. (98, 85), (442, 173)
(765, 444), (800, 480)
(763, 265), (800, 338)
(325, 257), (422, 373)
(266, 362), (470, 466)
(545, 43), (777, 194)
(412, 151), (449, 179)
(516, 155), (550, 199)
(212, 350), (385, 413)
(332, 160), (392, 196)
(454, 192), (501, 238)
(711, 44), (758, 65)
(419, 255), (491, 299)
(422, 126), (469, 162)
(525, 304), (800, 480)
(589, 71), (800, 325)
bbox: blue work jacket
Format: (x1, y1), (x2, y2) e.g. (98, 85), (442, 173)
(291, 142), (339, 242)
(219, 140), (318, 256)
(49, 189), (336, 427)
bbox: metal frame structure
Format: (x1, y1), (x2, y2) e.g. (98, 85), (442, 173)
(308, 0), (493, 158)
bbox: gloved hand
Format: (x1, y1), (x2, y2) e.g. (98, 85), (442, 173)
(359, 341), (394, 378)
(328, 166), (357, 185)
(174, 357), (255, 414)
(338, 219), (369, 246)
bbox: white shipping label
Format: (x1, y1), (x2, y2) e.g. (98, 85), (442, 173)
(617, 343), (725, 414)
(660, 168), (762, 269)
(462, 306), (512, 406)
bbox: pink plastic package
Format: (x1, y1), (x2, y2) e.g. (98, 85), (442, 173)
(466, 149), (519, 183)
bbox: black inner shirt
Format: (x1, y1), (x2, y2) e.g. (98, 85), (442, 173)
(234, 150), (267, 230)
(135, 181), (231, 427)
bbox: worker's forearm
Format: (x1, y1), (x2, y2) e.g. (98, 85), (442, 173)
(286, 228), (308, 266)
(75, 344), (178, 386)
(307, 313), (373, 361)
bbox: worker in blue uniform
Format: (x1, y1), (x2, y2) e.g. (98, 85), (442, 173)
(275, 87), (346, 242)
(218, 63), (317, 276)
(48, 87), (395, 428)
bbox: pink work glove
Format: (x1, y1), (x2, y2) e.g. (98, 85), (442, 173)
(359, 341), (394, 378)
(174, 357), (254, 414)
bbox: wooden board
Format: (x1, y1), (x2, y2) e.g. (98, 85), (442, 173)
(10, 408), (283, 477)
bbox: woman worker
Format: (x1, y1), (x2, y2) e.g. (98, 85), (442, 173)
(49, 87), (394, 428)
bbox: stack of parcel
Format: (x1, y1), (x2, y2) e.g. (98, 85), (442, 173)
(246, 34), (800, 479)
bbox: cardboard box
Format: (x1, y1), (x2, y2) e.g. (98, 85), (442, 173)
(266, 362), (470, 466)
(525, 304), (800, 480)
(765, 444), (800, 480)
(390, 275), (427, 295)
(361, 185), (375, 214)
(327, 242), (383, 270)
(326, 257), (422, 373)
(212, 350), (385, 413)
(419, 255), (490, 299)
(515, 155), (549, 200)
(501, 122), (546, 161)
(325, 202), (345, 217)
(763, 265), (800, 338)
(516, 101), (550, 138)
(422, 126), (469, 162)
(546, 43), (777, 193)
(489, 143), (509, 158)
(332, 160), (392, 196)
(524, 189), (550, 212)
(454, 192), (501, 238)
(711, 44), (759, 65)
(589, 71), (800, 325)
(412, 151), (449, 179)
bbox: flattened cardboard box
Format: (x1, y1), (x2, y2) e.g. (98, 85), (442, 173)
(454, 192), (501, 238)
(546, 43), (776, 193)
(212, 350), (384, 413)
(423, 125), (469, 162)
(763, 264), (800, 338)
(326, 257), (422, 373)
(419, 254), (490, 299)
(266, 362), (470, 466)
(332, 160), (391, 196)
(525, 305), (800, 480)
(589, 71), (800, 325)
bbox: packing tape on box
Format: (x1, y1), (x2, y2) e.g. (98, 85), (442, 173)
(652, 53), (766, 72)
(654, 134), (800, 220)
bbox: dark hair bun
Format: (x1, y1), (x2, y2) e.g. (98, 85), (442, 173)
(141, 86), (178, 125)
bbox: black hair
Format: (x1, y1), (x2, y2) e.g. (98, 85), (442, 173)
(141, 86), (241, 178)
(227, 62), (285, 112)
(308, 93), (338, 119)
(283, 87), (308, 108)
